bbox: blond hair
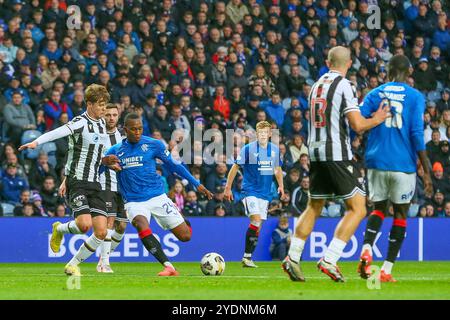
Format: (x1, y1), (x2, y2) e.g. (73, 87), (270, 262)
(85, 84), (110, 104)
(256, 121), (272, 131)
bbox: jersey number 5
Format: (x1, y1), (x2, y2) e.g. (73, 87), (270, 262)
(311, 98), (327, 128)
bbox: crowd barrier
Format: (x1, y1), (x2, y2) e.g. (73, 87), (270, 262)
(0, 217), (449, 263)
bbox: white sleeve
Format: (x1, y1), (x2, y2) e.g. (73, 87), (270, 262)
(35, 125), (72, 145)
(341, 80), (360, 115)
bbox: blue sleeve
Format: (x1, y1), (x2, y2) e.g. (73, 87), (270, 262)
(410, 93), (426, 153)
(155, 141), (200, 188)
(100, 144), (119, 174)
(360, 90), (378, 118)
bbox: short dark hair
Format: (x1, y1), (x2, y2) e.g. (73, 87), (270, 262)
(124, 112), (141, 126)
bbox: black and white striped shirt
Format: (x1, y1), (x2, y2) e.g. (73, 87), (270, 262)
(307, 71), (359, 162)
(99, 129), (123, 192)
(64, 113), (108, 183)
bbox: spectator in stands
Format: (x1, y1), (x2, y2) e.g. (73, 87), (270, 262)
(168, 180), (186, 211)
(182, 190), (204, 216)
(292, 176), (310, 216)
(431, 189), (446, 217)
(150, 104), (175, 142)
(40, 176), (61, 216)
(41, 59), (60, 90)
(43, 89), (73, 131)
(28, 151), (58, 191)
(206, 186), (235, 216)
(437, 88), (450, 113)
(431, 162), (450, 194)
(413, 58), (437, 93)
(0, 163), (29, 205)
(259, 92), (285, 128)
(445, 201), (450, 217)
(13, 189), (36, 216)
(3, 91), (36, 147)
(55, 204), (68, 217)
(289, 135), (309, 163)
(269, 214), (292, 261)
(205, 163), (228, 192)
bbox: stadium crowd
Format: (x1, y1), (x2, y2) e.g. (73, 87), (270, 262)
(0, 0), (449, 218)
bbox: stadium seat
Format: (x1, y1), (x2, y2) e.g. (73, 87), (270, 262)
(40, 142), (57, 168)
(0, 203), (15, 216)
(20, 130), (42, 160)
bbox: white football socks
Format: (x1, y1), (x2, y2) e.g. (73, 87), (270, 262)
(100, 229), (114, 265)
(362, 243), (372, 255)
(323, 237), (347, 265)
(57, 220), (83, 234)
(110, 230), (125, 252)
(381, 261), (394, 274)
(68, 235), (103, 266)
(288, 237), (305, 263)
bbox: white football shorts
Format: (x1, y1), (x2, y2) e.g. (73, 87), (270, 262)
(125, 194), (185, 230)
(367, 169), (416, 204)
(242, 196), (269, 220)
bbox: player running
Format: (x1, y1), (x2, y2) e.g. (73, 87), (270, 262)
(102, 112), (213, 276)
(282, 46), (391, 282)
(19, 84), (110, 276)
(224, 121), (285, 268)
(357, 55), (433, 282)
(58, 103), (127, 273)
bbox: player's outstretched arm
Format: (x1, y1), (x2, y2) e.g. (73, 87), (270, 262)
(224, 164), (240, 201)
(19, 124), (72, 151)
(347, 100), (391, 134)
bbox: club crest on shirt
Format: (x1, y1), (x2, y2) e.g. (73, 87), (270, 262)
(141, 144), (148, 152)
(253, 153), (259, 157)
(347, 165), (353, 173)
(93, 133), (99, 143)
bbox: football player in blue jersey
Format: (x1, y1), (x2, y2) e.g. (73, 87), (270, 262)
(224, 121), (285, 268)
(358, 55), (433, 282)
(102, 113), (213, 276)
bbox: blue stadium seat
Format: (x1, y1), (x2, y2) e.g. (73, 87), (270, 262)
(1, 203), (15, 216)
(20, 130), (42, 160)
(40, 142), (57, 168)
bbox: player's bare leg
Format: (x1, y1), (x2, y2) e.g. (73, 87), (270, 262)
(358, 200), (388, 279)
(242, 214), (263, 268)
(50, 215), (91, 253)
(379, 203), (408, 282)
(65, 215), (107, 276)
(171, 222), (192, 242)
(132, 215), (179, 276)
(283, 199), (325, 281)
(318, 193), (367, 282)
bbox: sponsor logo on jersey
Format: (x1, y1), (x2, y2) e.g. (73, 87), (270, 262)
(141, 144), (148, 152)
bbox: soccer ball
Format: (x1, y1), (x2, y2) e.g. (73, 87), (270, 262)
(200, 252), (225, 276)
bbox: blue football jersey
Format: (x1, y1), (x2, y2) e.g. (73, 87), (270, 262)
(236, 141), (282, 201)
(360, 82), (425, 173)
(105, 136), (200, 202)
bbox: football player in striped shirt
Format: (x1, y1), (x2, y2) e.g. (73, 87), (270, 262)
(20, 84), (111, 277)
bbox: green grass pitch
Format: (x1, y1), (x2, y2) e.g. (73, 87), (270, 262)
(1, 261), (449, 300)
